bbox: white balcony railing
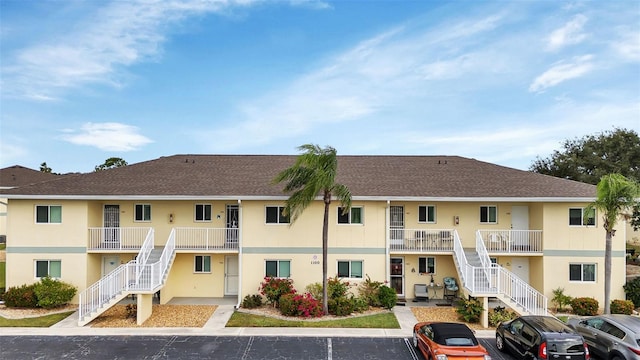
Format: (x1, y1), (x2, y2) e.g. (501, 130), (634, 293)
(478, 230), (542, 253)
(389, 228), (455, 251)
(88, 227), (151, 250)
(174, 227), (239, 250)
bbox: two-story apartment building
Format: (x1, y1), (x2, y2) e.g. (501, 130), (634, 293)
(0, 155), (627, 326)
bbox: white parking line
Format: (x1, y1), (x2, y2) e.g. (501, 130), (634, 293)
(327, 338), (332, 360)
(404, 338), (420, 360)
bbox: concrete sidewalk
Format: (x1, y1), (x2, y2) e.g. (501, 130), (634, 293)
(1, 305), (496, 339)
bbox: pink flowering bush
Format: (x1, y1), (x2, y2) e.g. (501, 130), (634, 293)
(279, 292), (323, 318)
(259, 277), (295, 307)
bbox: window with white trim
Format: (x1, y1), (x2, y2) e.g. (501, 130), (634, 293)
(337, 207), (363, 224)
(418, 205), (436, 223)
(36, 205), (61, 224)
(337, 260), (363, 278)
(194, 255), (211, 273)
(418, 257), (435, 274)
(35, 260), (61, 278)
(265, 206), (290, 224)
(569, 263), (596, 282)
(195, 204), (212, 222)
(480, 205), (497, 224)
(135, 204), (151, 222)
(265, 260), (290, 277)
(569, 208), (596, 226)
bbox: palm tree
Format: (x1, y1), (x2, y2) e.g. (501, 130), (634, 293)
(273, 144), (351, 315)
(585, 173), (640, 314)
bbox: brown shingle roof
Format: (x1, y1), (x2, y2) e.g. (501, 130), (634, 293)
(0, 155), (596, 199)
(0, 165), (65, 188)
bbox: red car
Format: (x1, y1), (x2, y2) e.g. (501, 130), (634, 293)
(413, 322), (492, 360)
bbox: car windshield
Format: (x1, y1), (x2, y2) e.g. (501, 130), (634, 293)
(444, 337), (475, 346)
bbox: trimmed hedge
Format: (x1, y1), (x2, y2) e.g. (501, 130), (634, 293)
(571, 297), (599, 316)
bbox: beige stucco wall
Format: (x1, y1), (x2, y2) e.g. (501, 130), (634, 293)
(162, 253), (228, 303)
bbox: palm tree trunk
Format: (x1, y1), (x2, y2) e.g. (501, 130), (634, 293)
(604, 231), (612, 314)
(322, 200), (330, 315)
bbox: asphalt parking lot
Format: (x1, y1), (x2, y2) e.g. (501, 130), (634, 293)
(0, 336), (517, 360)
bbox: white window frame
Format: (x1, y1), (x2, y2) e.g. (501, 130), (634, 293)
(337, 207), (363, 225)
(35, 260), (61, 279)
(337, 260), (363, 278)
(569, 207), (596, 226)
(134, 204), (151, 222)
(195, 204), (212, 222)
(265, 206), (290, 224)
(35, 205), (62, 224)
(418, 257), (436, 274)
(418, 205), (436, 223)
(265, 260), (291, 278)
(569, 263), (596, 282)
(194, 255), (211, 273)
(480, 205), (497, 224)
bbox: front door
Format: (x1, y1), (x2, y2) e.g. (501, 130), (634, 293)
(390, 206), (404, 247)
(511, 206), (529, 250)
(226, 205), (239, 247)
(225, 256), (239, 295)
(103, 205), (120, 247)
(102, 255), (120, 277)
(511, 257), (530, 303)
(390, 257), (404, 296)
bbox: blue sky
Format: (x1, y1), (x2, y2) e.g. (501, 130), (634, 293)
(1, 0), (638, 174)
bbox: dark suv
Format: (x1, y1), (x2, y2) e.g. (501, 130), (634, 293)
(496, 315), (590, 360)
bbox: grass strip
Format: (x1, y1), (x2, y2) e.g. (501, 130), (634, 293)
(226, 311), (400, 328)
(0, 311), (75, 327)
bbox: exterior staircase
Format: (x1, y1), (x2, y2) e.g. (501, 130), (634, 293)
(78, 229), (176, 326)
(451, 230), (548, 316)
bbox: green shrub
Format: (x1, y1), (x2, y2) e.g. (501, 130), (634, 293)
(623, 277), (640, 307)
(351, 296), (370, 312)
(305, 282), (323, 301)
(33, 277), (77, 309)
(327, 277), (350, 300)
(571, 297), (599, 316)
(357, 275), (383, 307)
(279, 293), (323, 318)
(551, 287), (573, 312)
(0, 287), (5, 301)
(259, 277), (295, 307)
(125, 304), (137, 318)
(328, 296), (355, 316)
(377, 285), (397, 310)
(3, 283), (38, 308)
(610, 299), (634, 315)
(241, 294), (263, 309)
(488, 306), (517, 327)
(456, 297), (484, 323)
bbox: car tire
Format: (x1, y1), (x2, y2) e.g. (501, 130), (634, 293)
(412, 331), (418, 348)
(496, 334), (506, 353)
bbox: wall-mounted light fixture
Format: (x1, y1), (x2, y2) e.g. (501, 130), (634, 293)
(454, 216), (459, 225)
(169, 213), (174, 223)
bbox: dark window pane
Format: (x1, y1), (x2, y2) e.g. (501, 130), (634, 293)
(427, 206), (435, 222)
(195, 205), (204, 221)
(418, 257), (427, 273)
(337, 261), (349, 277)
(36, 261), (49, 277)
(204, 205), (211, 221)
(143, 205), (151, 221)
(266, 261), (277, 277)
(583, 264), (595, 281)
(36, 206), (49, 223)
(489, 207), (497, 222)
(569, 264), (582, 281)
(135, 205), (143, 221)
(337, 207), (349, 224)
(480, 207), (488, 223)
(266, 207), (278, 223)
(195, 256), (203, 272)
(569, 209), (583, 225)
(279, 207), (290, 223)
(419, 206), (427, 222)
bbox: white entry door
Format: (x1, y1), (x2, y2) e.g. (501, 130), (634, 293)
(511, 206), (529, 249)
(225, 256), (239, 295)
(511, 257), (530, 283)
(102, 255), (120, 277)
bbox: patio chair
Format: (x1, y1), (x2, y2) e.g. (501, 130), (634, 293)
(413, 283), (429, 302)
(443, 277), (458, 302)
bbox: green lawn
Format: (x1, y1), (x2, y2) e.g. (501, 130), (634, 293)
(0, 243), (5, 250)
(226, 311), (400, 328)
(0, 311), (75, 327)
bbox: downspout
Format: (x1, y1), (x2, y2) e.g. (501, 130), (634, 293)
(385, 200), (390, 284)
(235, 199), (243, 310)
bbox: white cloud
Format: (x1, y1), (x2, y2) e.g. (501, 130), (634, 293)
(2, 0), (260, 101)
(611, 30), (640, 61)
(529, 55), (594, 93)
(61, 122), (153, 151)
(546, 14), (588, 51)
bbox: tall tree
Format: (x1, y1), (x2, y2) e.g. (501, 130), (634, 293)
(39, 162), (52, 173)
(94, 157), (128, 172)
(530, 128), (640, 185)
(585, 174), (639, 314)
(273, 144), (352, 315)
